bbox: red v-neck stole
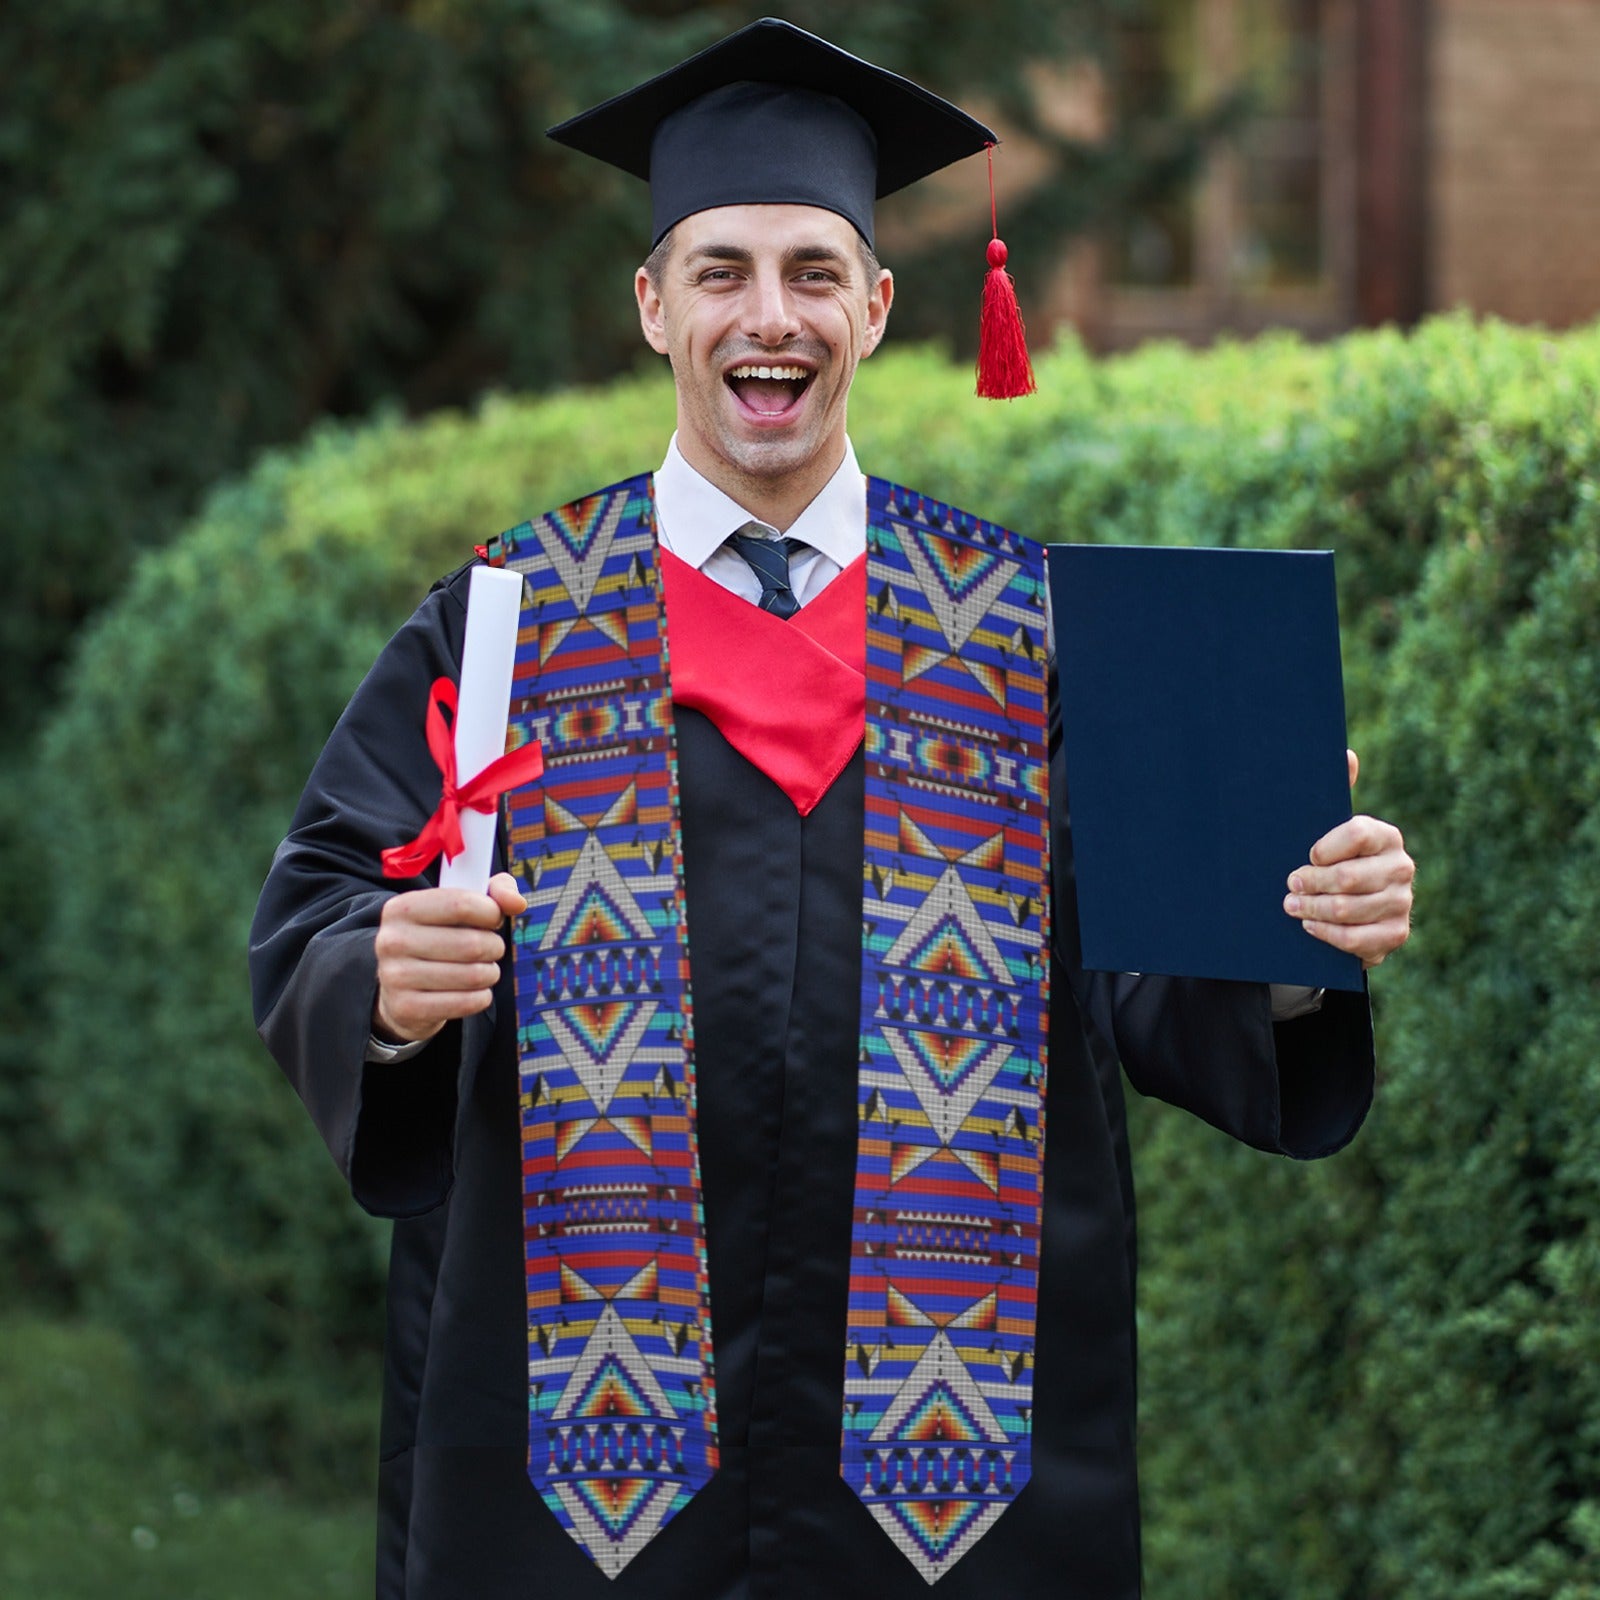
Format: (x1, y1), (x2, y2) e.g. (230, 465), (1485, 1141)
(659, 549), (867, 815)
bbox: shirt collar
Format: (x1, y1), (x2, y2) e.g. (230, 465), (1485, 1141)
(653, 434), (866, 571)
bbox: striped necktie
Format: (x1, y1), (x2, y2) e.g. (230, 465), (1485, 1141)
(726, 524), (807, 618)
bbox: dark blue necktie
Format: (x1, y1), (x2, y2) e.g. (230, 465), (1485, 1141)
(727, 526), (807, 619)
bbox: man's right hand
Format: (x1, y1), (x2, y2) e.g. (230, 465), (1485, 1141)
(372, 872), (527, 1045)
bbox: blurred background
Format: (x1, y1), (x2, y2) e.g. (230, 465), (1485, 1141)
(3, 2), (1599, 1595)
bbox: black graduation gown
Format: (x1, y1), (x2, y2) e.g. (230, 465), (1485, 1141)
(250, 561), (1374, 1600)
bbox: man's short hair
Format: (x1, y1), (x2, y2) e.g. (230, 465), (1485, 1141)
(642, 225), (883, 292)
(642, 228), (677, 293)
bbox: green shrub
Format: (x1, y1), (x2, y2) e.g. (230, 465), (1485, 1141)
(0, 1314), (369, 1597)
(34, 315), (1600, 1600)
(1128, 321), (1600, 1599)
(34, 378), (674, 1482)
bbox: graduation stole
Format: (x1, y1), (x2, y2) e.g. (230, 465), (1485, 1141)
(487, 474), (1050, 1583)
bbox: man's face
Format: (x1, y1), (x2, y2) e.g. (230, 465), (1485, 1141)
(635, 204), (893, 498)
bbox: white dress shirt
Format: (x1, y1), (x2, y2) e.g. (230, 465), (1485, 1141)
(653, 432), (865, 603)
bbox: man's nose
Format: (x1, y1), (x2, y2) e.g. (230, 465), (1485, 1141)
(745, 271), (801, 346)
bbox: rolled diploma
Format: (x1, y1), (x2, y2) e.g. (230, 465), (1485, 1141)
(438, 565), (526, 893)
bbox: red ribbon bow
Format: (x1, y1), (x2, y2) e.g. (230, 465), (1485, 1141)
(381, 677), (544, 879)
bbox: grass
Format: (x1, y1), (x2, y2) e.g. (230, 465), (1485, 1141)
(0, 1315), (371, 1598)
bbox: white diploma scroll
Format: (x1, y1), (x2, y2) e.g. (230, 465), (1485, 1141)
(438, 565), (525, 893)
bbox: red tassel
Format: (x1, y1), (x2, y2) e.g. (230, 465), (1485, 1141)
(976, 146), (1036, 400)
(978, 239), (1036, 399)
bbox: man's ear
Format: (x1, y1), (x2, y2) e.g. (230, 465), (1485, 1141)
(636, 267), (670, 355)
(861, 268), (894, 358)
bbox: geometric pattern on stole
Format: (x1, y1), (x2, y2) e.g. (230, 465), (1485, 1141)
(488, 473), (718, 1580)
(843, 478), (1051, 1585)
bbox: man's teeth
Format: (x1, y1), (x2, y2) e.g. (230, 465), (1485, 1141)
(727, 365), (809, 380)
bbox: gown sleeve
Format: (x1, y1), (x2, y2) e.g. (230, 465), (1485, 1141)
(248, 564), (501, 1216)
(1046, 680), (1375, 1161)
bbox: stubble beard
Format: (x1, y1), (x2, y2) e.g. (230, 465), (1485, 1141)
(689, 335), (843, 488)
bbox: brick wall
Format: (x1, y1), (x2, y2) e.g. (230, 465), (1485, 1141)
(1431, 0), (1600, 327)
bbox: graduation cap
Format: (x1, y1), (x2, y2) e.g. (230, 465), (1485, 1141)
(548, 16), (1036, 397)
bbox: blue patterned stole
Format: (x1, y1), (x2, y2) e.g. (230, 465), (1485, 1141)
(485, 473), (1050, 1583)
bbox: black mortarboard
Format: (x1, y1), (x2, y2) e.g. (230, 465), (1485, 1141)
(546, 17), (998, 249)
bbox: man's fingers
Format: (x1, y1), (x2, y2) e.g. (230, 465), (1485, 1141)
(1287, 846), (1414, 900)
(1283, 806), (1415, 965)
(1284, 882), (1412, 927)
(383, 886), (513, 930)
(1285, 845), (1413, 928)
(1307, 813), (1404, 868)
(381, 956), (505, 993)
(488, 871), (528, 917)
(374, 985), (494, 1044)
(373, 946), (502, 1043)
(375, 921), (506, 965)
(1302, 915), (1411, 969)
(373, 882), (522, 1047)
(1347, 748), (1359, 790)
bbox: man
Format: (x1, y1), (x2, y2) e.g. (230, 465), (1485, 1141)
(250, 19), (1413, 1600)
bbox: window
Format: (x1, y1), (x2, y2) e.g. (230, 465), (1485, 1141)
(1097, 0), (1356, 345)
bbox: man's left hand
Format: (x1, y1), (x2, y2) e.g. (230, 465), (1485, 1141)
(1284, 750), (1415, 968)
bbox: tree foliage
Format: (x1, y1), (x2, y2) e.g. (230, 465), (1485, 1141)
(1, 0), (1174, 744)
(32, 376), (675, 1472)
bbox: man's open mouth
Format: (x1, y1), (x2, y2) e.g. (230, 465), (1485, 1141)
(726, 363), (812, 417)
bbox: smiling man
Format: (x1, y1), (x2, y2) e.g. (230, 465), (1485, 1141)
(250, 19), (1413, 1600)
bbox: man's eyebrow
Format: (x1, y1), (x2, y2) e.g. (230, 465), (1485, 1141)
(782, 243), (852, 271)
(681, 242), (855, 271)
(683, 243), (755, 267)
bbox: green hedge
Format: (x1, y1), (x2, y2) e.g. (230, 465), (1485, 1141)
(33, 378), (676, 1479)
(1123, 324), (1600, 1600)
(33, 317), (1600, 1597)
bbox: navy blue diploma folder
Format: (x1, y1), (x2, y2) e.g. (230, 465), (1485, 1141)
(1047, 544), (1364, 993)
